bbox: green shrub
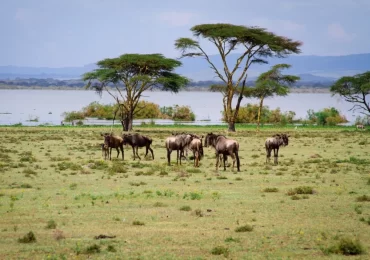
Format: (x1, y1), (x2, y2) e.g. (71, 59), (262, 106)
(179, 205), (192, 211)
(307, 107), (347, 126)
(211, 246), (229, 257)
(287, 186), (314, 196)
(83, 244), (101, 254)
(356, 195), (370, 202)
(46, 220), (57, 229)
(263, 187), (279, 192)
(132, 220), (145, 226)
(235, 224), (253, 232)
(323, 237), (364, 255)
(18, 231), (36, 243)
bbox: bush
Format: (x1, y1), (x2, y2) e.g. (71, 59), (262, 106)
(323, 237), (365, 255)
(179, 205), (192, 211)
(161, 105), (195, 121)
(46, 220), (57, 229)
(235, 224), (253, 232)
(287, 186), (314, 196)
(307, 107), (347, 126)
(18, 231), (36, 243)
(132, 220), (145, 226)
(211, 246), (229, 257)
(224, 103), (296, 125)
(63, 101), (164, 121)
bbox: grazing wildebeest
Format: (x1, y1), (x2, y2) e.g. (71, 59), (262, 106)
(187, 135), (204, 167)
(356, 124), (365, 130)
(101, 133), (124, 160)
(122, 133), (154, 160)
(171, 132), (200, 160)
(204, 133), (240, 172)
(165, 133), (194, 166)
(265, 133), (289, 165)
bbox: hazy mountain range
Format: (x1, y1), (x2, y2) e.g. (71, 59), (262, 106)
(1, 53), (369, 83)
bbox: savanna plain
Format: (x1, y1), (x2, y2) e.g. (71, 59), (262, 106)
(0, 125), (369, 260)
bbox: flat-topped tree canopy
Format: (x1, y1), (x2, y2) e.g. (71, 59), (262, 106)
(83, 53), (189, 131)
(175, 23), (302, 132)
(177, 24), (302, 60)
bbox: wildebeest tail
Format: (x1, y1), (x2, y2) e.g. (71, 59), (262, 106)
(234, 145), (240, 171)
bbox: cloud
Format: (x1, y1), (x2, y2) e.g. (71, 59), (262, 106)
(156, 11), (197, 27)
(327, 23), (355, 42)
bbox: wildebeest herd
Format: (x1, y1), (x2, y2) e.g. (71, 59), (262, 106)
(100, 132), (290, 171)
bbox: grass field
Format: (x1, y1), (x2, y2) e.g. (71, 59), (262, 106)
(0, 125), (369, 259)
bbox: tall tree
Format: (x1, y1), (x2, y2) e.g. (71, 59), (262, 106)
(83, 54), (189, 131)
(175, 23), (302, 131)
(330, 71), (370, 116)
(251, 64), (300, 131)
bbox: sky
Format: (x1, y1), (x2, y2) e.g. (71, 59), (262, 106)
(1, 0), (369, 67)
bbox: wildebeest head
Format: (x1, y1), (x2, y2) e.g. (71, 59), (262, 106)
(122, 134), (131, 145)
(281, 134), (289, 146)
(204, 133), (216, 147)
(104, 134), (112, 146)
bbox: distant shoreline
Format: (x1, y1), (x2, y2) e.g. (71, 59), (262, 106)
(0, 86), (331, 93)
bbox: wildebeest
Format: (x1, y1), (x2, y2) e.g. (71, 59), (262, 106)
(204, 133), (240, 172)
(101, 133), (124, 160)
(265, 133), (289, 165)
(356, 124), (365, 130)
(171, 132), (194, 160)
(187, 135), (204, 167)
(165, 133), (194, 166)
(122, 133), (154, 160)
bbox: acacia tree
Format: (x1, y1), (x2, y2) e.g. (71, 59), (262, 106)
(330, 71), (370, 116)
(251, 64), (300, 131)
(83, 54), (189, 131)
(175, 23), (302, 131)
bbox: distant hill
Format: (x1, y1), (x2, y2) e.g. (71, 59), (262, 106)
(176, 53), (370, 81)
(1, 53), (369, 82)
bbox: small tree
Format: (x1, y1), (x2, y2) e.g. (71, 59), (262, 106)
(250, 64), (300, 131)
(83, 54), (189, 131)
(330, 71), (370, 116)
(175, 23), (302, 131)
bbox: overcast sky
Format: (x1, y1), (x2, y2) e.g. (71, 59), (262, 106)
(1, 0), (369, 67)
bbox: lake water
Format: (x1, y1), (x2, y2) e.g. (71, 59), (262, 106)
(0, 89), (365, 126)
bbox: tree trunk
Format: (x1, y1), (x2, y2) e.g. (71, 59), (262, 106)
(121, 113), (133, 132)
(228, 120), (236, 132)
(229, 78), (246, 132)
(257, 97), (264, 132)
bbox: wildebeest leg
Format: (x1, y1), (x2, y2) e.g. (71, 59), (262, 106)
(193, 151), (197, 167)
(266, 147), (271, 164)
(215, 151), (220, 171)
(115, 147), (120, 159)
(273, 148), (279, 165)
(275, 147), (279, 165)
(167, 149), (172, 166)
(120, 145), (124, 160)
(195, 151), (200, 167)
(148, 146), (154, 160)
(229, 153), (236, 171)
(109, 147), (112, 160)
(131, 146), (136, 160)
(178, 149), (182, 165)
(135, 146), (141, 160)
(223, 154), (228, 171)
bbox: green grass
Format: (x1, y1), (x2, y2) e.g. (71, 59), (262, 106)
(0, 125), (369, 259)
